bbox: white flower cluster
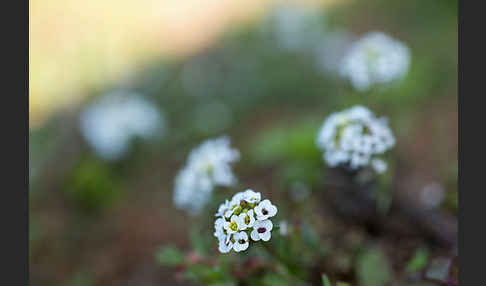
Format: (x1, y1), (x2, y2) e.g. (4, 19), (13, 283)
(79, 92), (163, 160)
(340, 32), (410, 92)
(316, 106), (395, 173)
(214, 190), (278, 253)
(173, 137), (240, 215)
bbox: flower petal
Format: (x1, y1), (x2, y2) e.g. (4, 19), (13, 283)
(260, 231), (271, 242)
(250, 229), (260, 241)
(262, 219), (273, 231)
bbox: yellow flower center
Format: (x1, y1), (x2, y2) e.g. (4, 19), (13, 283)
(244, 215), (250, 225)
(230, 221), (238, 231)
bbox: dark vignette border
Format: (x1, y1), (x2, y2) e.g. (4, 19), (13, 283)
(459, 0), (484, 285)
(6, 0), (29, 284)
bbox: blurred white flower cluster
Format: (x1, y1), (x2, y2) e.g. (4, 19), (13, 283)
(79, 92), (163, 160)
(316, 106), (395, 173)
(340, 32), (410, 92)
(268, 4), (324, 53)
(214, 190), (278, 253)
(173, 136), (240, 215)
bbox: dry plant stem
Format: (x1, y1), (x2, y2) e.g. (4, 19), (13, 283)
(321, 168), (457, 249)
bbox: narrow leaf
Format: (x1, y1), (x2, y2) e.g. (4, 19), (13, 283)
(321, 273), (332, 286)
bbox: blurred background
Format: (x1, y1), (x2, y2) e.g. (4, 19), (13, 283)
(29, 0), (457, 285)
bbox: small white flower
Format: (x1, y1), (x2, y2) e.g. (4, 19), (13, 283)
(224, 194), (243, 218)
(254, 199), (278, 221)
(214, 218), (226, 238)
(173, 136), (240, 215)
(173, 166), (213, 215)
(250, 220), (273, 242)
(224, 203), (238, 219)
(223, 215), (243, 235)
(187, 136), (240, 187)
(233, 232), (250, 252)
(350, 151), (370, 169)
(225, 190), (262, 220)
(218, 234), (234, 253)
(230, 191), (246, 205)
(279, 220), (289, 236)
(238, 209), (256, 230)
(371, 158), (387, 174)
(215, 200), (230, 217)
(243, 189), (261, 204)
(340, 32), (410, 92)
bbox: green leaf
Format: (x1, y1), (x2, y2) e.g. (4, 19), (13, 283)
(185, 264), (223, 283)
(69, 272), (93, 286)
(406, 248), (429, 273)
(321, 273), (332, 286)
(262, 273), (291, 286)
(336, 283), (350, 286)
(155, 245), (185, 266)
(64, 158), (120, 212)
(356, 247), (392, 286)
(249, 118), (322, 166)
